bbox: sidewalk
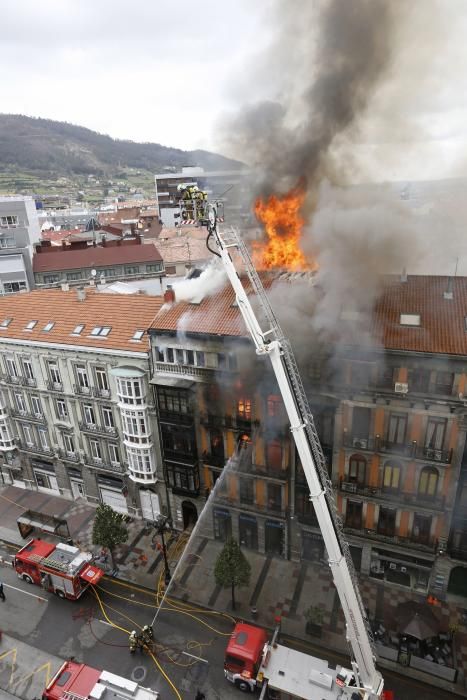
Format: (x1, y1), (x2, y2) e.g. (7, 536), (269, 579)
(1, 484), (466, 697)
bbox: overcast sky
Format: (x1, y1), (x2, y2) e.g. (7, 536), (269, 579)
(3, 0), (467, 183)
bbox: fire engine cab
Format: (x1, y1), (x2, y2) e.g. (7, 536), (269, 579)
(43, 660), (159, 700)
(14, 539), (104, 600)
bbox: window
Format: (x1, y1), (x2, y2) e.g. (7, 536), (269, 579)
(382, 461), (401, 492)
(56, 399), (68, 420)
(90, 440), (102, 461)
(125, 265), (140, 275)
(122, 410), (149, 440)
(6, 357), (18, 377)
(95, 367), (109, 392)
(186, 349), (195, 365)
(48, 361), (61, 386)
(131, 330), (145, 341)
(348, 455), (366, 484)
(434, 371), (454, 396)
(388, 413), (407, 444)
(412, 514), (432, 544)
(166, 348), (174, 363)
(176, 349), (184, 364)
(158, 388), (189, 414)
(72, 324), (85, 335)
(42, 321), (55, 332)
(38, 429), (49, 450)
(83, 404), (96, 425)
(237, 398), (252, 421)
(400, 313), (421, 326)
(0, 237), (16, 249)
(3, 281), (26, 294)
(0, 215), (18, 226)
(76, 364), (89, 389)
(218, 353), (227, 370)
(379, 366), (395, 389)
(377, 507), (396, 537)
(147, 263), (162, 272)
(240, 478), (255, 505)
(63, 434), (75, 454)
(14, 393), (26, 413)
(350, 362), (370, 387)
(0, 318), (12, 328)
(155, 347), (165, 362)
(196, 351), (205, 367)
(25, 320), (37, 331)
(22, 358), (34, 380)
(66, 272), (83, 281)
(127, 447), (153, 473)
(418, 467), (439, 499)
(23, 424), (34, 446)
(102, 406), (114, 429)
(116, 377), (144, 405)
(351, 407), (370, 438)
(109, 443), (120, 464)
(43, 275), (59, 284)
(90, 326), (111, 337)
(345, 501), (363, 529)
(267, 395), (282, 417)
(266, 440), (282, 471)
(31, 395), (42, 416)
(267, 483), (282, 512)
(408, 368), (430, 393)
(425, 418), (446, 449)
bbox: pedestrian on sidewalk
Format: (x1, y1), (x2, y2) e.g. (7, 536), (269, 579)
(0, 582), (5, 602)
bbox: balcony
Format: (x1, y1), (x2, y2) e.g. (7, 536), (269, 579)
(163, 449), (198, 465)
(336, 480), (446, 511)
(46, 380), (64, 393)
(448, 546), (467, 562)
(78, 422), (118, 438)
(155, 361), (214, 382)
(199, 412), (259, 431)
(158, 409), (194, 426)
(85, 455), (126, 473)
(10, 409), (45, 424)
(57, 448), (80, 463)
(93, 387), (111, 399)
(342, 433), (452, 465)
(343, 525), (438, 553)
(17, 439), (55, 458)
(73, 383), (92, 396)
(0, 373), (21, 386)
(20, 376), (37, 388)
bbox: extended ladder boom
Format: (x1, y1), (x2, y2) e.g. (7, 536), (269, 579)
(211, 222), (384, 699)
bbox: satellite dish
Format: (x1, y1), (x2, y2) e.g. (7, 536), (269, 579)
(91, 269), (97, 278)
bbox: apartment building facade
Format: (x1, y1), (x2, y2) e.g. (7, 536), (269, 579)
(147, 275), (467, 602)
(0, 195), (41, 294)
(0, 288), (166, 520)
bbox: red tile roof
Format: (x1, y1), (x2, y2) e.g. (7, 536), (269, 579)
(0, 288), (163, 353)
(152, 274), (467, 356)
(33, 240), (162, 273)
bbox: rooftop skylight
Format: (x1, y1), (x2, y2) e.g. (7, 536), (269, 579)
(400, 313), (421, 327)
(131, 330), (145, 341)
(25, 320), (38, 331)
(72, 324), (85, 336)
(90, 326), (111, 337)
(0, 318), (12, 328)
(43, 321), (55, 332)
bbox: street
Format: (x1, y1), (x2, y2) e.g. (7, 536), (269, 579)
(0, 541), (461, 700)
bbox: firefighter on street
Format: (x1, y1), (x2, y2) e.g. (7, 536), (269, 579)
(141, 625), (154, 646)
(129, 631), (138, 654)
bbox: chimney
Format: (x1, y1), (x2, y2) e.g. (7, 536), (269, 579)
(443, 277), (454, 300)
(76, 287), (86, 302)
(400, 267), (408, 283)
(164, 285), (175, 304)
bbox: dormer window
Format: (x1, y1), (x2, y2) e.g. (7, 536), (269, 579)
(25, 320), (37, 331)
(0, 318), (12, 328)
(400, 313), (420, 327)
(43, 321), (55, 332)
(72, 324), (85, 335)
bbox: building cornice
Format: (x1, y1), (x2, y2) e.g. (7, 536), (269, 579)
(0, 337), (148, 359)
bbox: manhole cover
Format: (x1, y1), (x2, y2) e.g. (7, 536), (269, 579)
(131, 666), (147, 682)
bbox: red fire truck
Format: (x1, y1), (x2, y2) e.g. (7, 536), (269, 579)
(43, 660), (159, 700)
(14, 539), (104, 600)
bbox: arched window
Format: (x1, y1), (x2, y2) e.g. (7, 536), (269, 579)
(348, 455), (366, 485)
(418, 466), (439, 499)
(382, 461), (401, 492)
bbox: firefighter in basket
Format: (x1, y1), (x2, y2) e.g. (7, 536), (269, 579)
(177, 184), (208, 222)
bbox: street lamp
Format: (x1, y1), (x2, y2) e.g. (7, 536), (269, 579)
(154, 515), (172, 585)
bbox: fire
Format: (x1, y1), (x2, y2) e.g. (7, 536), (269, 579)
(253, 185), (311, 270)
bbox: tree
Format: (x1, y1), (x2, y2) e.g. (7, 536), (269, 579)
(92, 504), (128, 567)
(214, 538), (251, 610)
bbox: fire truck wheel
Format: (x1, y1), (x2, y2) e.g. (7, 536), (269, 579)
(234, 680), (252, 693)
(55, 589), (66, 598)
(22, 574), (33, 584)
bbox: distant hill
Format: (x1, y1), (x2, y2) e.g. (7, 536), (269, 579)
(0, 114), (242, 177)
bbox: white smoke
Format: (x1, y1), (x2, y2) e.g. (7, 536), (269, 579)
(173, 260), (227, 303)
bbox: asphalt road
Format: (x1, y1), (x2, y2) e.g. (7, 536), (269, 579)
(0, 541), (462, 700)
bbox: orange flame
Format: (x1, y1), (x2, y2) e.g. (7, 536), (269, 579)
(253, 186), (311, 270)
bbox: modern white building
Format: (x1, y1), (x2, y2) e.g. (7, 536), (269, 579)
(0, 196), (41, 294)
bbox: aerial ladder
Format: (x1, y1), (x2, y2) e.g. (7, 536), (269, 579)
(195, 200), (385, 699)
